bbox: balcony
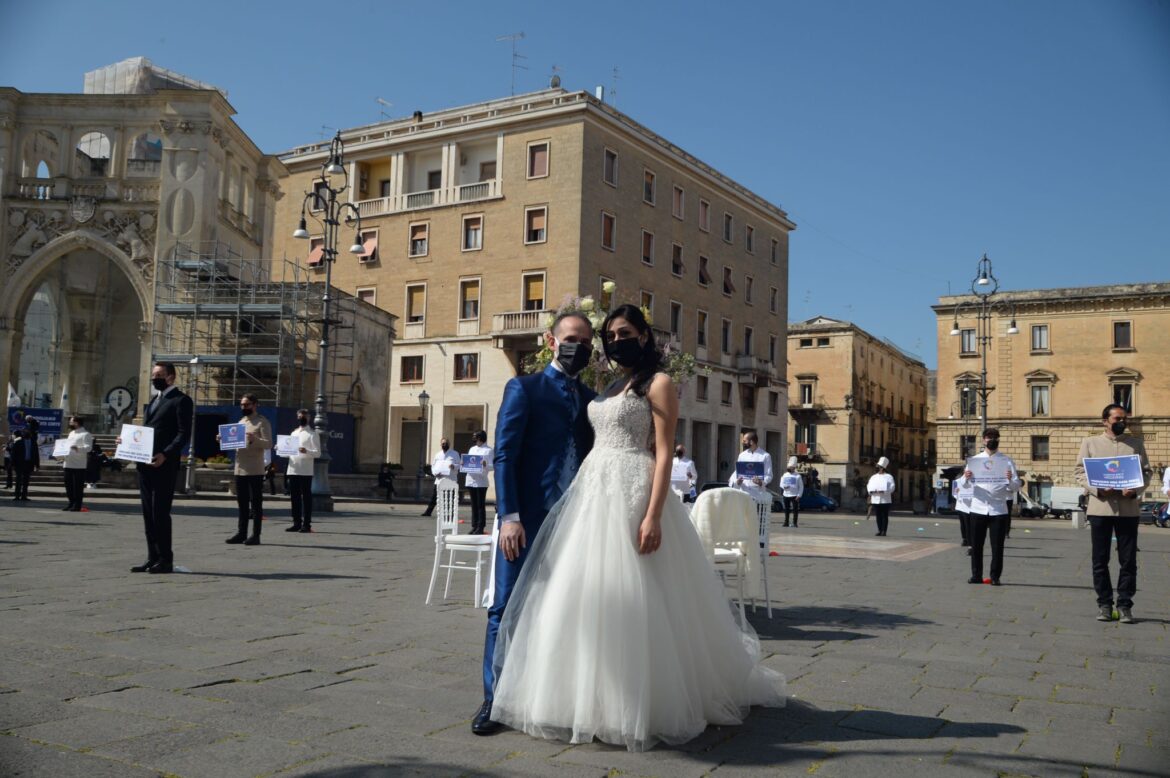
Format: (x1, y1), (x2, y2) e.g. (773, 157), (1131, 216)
(15, 176), (160, 203)
(736, 354), (776, 386)
(491, 308), (551, 349)
(356, 178), (502, 218)
(789, 441), (823, 462)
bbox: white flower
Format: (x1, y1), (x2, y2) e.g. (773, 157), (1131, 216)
(580, 296), (595, 312)
(543, 314), (555, 329)
(588, 312), (604, 330)
(602, 280), (617, 294)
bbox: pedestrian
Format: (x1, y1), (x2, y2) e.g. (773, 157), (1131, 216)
(284, 409), (320, 533)
(953, 478), (974, 554)
(670, 444), (698, 503)
(421, 437), (460, 517)
(220, 394), (271, 545)
(961, 428), (1021, 586)
(867, 457), (895, 536)
(124, 362), (193, 573)
(85, 440), (102, 488)
(729, 431), (773, 500)
(10, 428), (39, 501)
(779, 456), (803, 527)
(465, 430), (494, 535)
(1074, 404), (1151, 623)
(3, 434), (13, 489)
(1159, 466), (1170, 529)
(61, 415), (93, 511)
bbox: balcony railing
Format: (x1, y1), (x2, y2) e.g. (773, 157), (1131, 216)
(491, 309), (551, 334)
(356, 178), (502, 218)
(125, 159), (161, 176)
(15, 176), (160, 203)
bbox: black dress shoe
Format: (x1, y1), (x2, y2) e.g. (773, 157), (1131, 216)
(967, 576), (982, 584)
(298, 526), (312, 533)
(225, 533), (246, 544)
(244, 535), (261, 545)
(990, 579), (1002, 586)
(471, 700), (501, 735)
(285, 523), (302, 532)
(131, 561), (156, 573)
(148, 562), (174, 574)
(61, 505), (74, 511)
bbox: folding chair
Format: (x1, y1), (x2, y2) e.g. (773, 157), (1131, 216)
(689, 488), (759, 624)
(752, 494), (774, 617)
(424, 478), (493, 607)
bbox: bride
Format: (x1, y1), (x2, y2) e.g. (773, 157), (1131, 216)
(490, 304), (786, 752)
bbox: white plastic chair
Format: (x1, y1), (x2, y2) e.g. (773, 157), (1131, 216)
(424, 478), (493, 607)
(689, 488), (759, 624)
(752, 495), (774, 617)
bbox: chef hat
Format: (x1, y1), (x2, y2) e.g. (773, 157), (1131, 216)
(786, 456), (798, 468)
(877, 456), (890, 469)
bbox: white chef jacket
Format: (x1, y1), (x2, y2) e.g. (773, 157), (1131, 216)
(779, 470), (804, 498)
(962, 451), (1022, 516)
(464, 444), (494, 489)
(285, 427), (321, 477)
(63, 428), (94, 470)
(670, 456), (698, 493)
(867, 472), (896, 504)
(432, 448), (460, 480)
(1161, 467), (1170, 497)
(729, 448), (773, 502)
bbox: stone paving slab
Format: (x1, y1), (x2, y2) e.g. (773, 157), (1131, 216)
(1, 497), (1168, 776)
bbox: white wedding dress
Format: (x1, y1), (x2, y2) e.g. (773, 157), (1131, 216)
(491, 390), (786, 752)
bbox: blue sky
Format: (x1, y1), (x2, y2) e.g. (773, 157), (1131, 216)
(3, 0), (1167, 367)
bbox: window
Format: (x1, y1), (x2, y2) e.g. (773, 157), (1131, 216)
(817, 337), (830, 347)
(959, 386), (977, 417)
(800, 383), (814, 404)
(696, 310), (708, 347)
(454, 353), (479, 382)
(722, 267), (735, 296)
(459, 279), (480, 320)
(721, 318), (732, 354)
(401, 355), (424, 383)
(643, 169), (656, 204)
(527, 141), (549, 178)
(427, 170), (442, 190)
(306, 236), (325, 267)
(406, 284), (426, 323)
(743, 326), (754, 356)
(356, 287), (376, 305)
(311, 180), (329, 212)
(698, 199), (710, 232)
(721, 381), (733, 405)
(1030, 384), (1050, 417)
(640, 290), (654, 319)
(1113, 383), (1133, 412)
(1031, 436), (1050, 461)
(603, 148), (618, 185)
(960, 435), (976, 460)
(672, 185), (684, 219)
(744, 275), (754, 304)
(671, 243), (684, 276)
(522, 273), (545, 311)
(1031, 324), (1049, 352)
(669, 301), (682, 337)
(601, 212), (616, 251)
(698, 256), (711, 286)
(641, 230), (654, 265)
(741, 385), (756, 410)
(524, 206), (547, 244)
(745, 226), (755, 253)
(696, 375), (709, 402)
(722, 212), (733, 242)
(959, 328), (976, 354)
(1113, 321), (1132, 350)
(769, 286), (778, 314)
(479, 160), (497, 181)
(409, 222), (429, 257)
(462, 215), (483, 251)
(768, 334), (777, 363)
(770, 238), (779, 265)
(379, 179), (392, 197)
(768, 391), (779, 415)
(799, 338), (813, 348)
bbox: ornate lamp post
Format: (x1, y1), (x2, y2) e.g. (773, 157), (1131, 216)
(185, 356), (200, 494)
(417, 390), (430, 499)
(292, 131), (365, 512)
(949, 254), (1017, 436)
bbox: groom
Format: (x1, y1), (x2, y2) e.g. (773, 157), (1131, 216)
(472, 311), (597, 735)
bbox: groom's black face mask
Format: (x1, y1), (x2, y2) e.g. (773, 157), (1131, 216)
(555, 341), (592, 376)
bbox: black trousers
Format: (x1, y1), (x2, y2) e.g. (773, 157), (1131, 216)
(288, 475), (313, 526)
(3, 459), (12, 487)
(14, 465), (33, 499)
(468, 487), (488, 534)
(138, 461), (179, 564)
(783, 496), (800, 526)
(1089, 515), (1138, 608)
(235, 475), (265, 531)
(64, 468), (86, 509)
(970, 514), (1008, 581)
(958, 511), (970, 545)
(874, 503), (890, 534)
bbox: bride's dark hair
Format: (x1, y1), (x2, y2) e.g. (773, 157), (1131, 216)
(601, 304), (663, 397)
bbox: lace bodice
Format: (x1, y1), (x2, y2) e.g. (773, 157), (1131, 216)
(588, 392), (653, 454)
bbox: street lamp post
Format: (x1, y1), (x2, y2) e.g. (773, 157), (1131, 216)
(416, 390), (430, 499)
(186, 356), (200, 494)
(949, 254), (1017, 436)
(292, 131), (365, 513)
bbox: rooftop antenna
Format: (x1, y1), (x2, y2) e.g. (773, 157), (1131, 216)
(549, 64), (562, 89)
(316, 124), (335, 141)
(611, 65), (619, 107)
(496, 32), (527, 95)
(375, 97), (393, 120)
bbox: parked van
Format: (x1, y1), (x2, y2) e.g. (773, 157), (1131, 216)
(1049, 486), (1086, 518)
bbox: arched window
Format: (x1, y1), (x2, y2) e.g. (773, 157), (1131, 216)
(22, 129), (59, 179)
(75, 131), (112, 177)
(127, 131), (162, 175)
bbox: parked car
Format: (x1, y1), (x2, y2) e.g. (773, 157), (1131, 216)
(1016, 490), (1050, 518)
(1139, 501), (1168, 526)
(1048, 486), (1086, 518)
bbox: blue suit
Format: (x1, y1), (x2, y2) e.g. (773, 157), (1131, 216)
(482, 364), (595, 699)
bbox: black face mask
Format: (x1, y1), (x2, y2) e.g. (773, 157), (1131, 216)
(1110, 421), (1126, 436)
(151, 377), (168, 392)
(240, 407), (253, 417)
(555, 341), (592, 376)
(985, 439), (999, 452)
(298, 416), (309, 427)
(675, 450), (685, 459)
(605, 337), (643, 368)
(441, 444), (449, 452)
(742, 443), (752, 451)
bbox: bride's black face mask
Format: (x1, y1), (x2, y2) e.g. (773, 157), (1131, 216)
(555, 341), (592, 376)
(605, 337), (643, 368)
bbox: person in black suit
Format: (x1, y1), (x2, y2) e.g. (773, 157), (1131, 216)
(10, 428), (39, 500)
(122, 362), (193, 574)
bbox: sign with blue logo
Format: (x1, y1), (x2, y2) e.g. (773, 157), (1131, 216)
(7, 407), (63, 435)
(1083, 455), (1144, 491)
(461, 454), (484, 474)
(736, 460), (766, 478)
(218, 422), (248, 451)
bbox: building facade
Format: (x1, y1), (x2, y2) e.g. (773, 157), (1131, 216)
(272, 88), (795, 489)
(933, 282), (1170, 503)
(787, 317), (933, 511)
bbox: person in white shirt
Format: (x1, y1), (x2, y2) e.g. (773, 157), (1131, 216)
(284, 409), (321, 533)
(729, 431), (772, 503)
(952, 477), (974, 555)
(961, 428), (1022, 586)
(779, 456), (804, 527)
(1160, 467), (1170, 528)
(670, 444), (698, 503)
(465, 430), (494, 534)
(62, 415), (94, 512)
(422, 437), (461, 517)
(867, 457), (896, 536)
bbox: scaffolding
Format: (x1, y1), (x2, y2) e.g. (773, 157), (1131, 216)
(151, 242), (356, 410)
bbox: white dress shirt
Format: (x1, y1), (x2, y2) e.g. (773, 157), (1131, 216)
(464, 444), (494, 489)
(432, 448), (460, 480)
(779, 470), (804, 498)
(867, 472), (896, 504)
(670, 456), (698, 493)
(962, 451), (1022, 516)
(285, 427), (321, 477)
(729, 447), (773, 502)
(1162, 467), (1170, 497)
(64, 428), (94, 470)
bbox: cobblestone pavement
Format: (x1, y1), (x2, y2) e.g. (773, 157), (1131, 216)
(1, 494), (1167, 777)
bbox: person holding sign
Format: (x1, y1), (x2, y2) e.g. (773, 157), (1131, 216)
(122, 362), (192, 574)
(464, 430), (494, 535)
(728, 431), (773, 503)
(670, 444), (698, 502)
(10, 428), (38, 501)
(61, 415), (93, 512)
(1074, 404), (1150, 624)
(780, 456), (804, 527)
(961, 428), (1021, 586)
(867, 457), (896, 536)
(282, 409), (320, 533)
(220, 394), (271, 546)
(421, 438), (460, 517)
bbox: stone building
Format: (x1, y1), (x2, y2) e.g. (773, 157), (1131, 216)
(272, 87), (795, 489)
(933, 282), (1170, 504)
(787, 316), (933, 511)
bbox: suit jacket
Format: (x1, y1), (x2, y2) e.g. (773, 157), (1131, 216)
(142, 387), (194, 466)
(11, 437), (39, 470)
(493, 364), (596, 537)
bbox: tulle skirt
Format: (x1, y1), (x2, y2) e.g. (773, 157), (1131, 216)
(491, 447), (786, 752)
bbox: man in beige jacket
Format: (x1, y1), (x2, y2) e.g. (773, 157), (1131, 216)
(1074, 403), (1150, 624)
(220, 394), (271, 546)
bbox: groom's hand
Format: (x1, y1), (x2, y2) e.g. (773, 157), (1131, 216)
(500, 522), (526, 562)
